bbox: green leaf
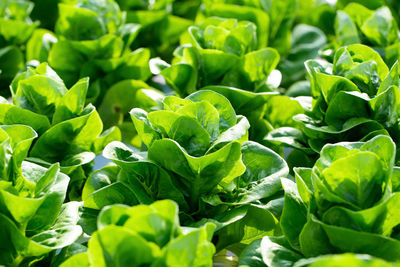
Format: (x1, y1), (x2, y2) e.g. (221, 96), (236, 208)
(360, 6), (398, 47)
(325, 91), (371, 129)
(265, 95), (304, 128)
(0, 18), (37, 45)
(214, 205), (280, 255)
(26, 29), (57, 62)
(161, 223), (215, 267)
(299, 216), (334, 257)
(87, 225), (160, 266)
(83, 181), (138, 210)
(319, 151), (385, 209)
(96, 204), (129, 230)
(147, 110), (210, 156)
(98, 80), (163, 130)
(335, 11), (360, 46)
(130, 108), (161, 148)
(302, 215), (400, 262)
(199, 49), (240, 85)
(30, 104), (103, 166)
(336, 44), (388, 81)
(159, 62), (197, 97)
(55, 4), (105, 41)
(48, 40), (84, 75)
(281, 24), (327, 86)
(187, 90), (237, 131)
(322, 192), (400, 236)
(0, 46), (24, 87)
(13, 69), (68, 119)
(121, 200), (181, 247)
(239, 236), (302, 267)
(102, 141), (188, 209)
(24, 162), (70, 232)
(208, 115), (249, 153)
(60, 252), (90, 267)
(233, 141), (288, 204)
(240, 48), (280, 84)
(0, 103), (50, 135)
(205, 3), (269, 49)
(175, 101), (220, 142)
(280, 178), (308, 251)
(53, 77), (89, 124)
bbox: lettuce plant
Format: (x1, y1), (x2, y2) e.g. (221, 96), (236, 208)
(332, 3), (399, 66)
(82, 89), (252, 213)
(60, 200), (216, 267)
(151, 1), (327, 94)
(240, 135), (400, 265)
(0, 124), (82, 266)
(81, 90), (288, 253)
(33, 0), (152, 105)
(200, 0), (297, 55)
(1, 63), (120, 199)
(0, 0), (38, 93)
(271, 44), (400, 157)
(151, 17), (280, 95)
(199, 0), (328, 89)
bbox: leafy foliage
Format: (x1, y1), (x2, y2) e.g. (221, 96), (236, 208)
(270, 44), (400, 161)
(151, 17), (280, 95)
(1, 0), (400, 266)
(2, 63), (120, 199)
(61, 200), (216, 267)
(81, 91), (288, 254)
(240, 135), (400, 266)
(0, 124), (81, 266)
(0, 0), (38, 93)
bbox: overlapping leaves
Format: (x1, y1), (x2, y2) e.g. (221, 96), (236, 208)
(0, 124), (81, 266)
(240, 135), (400, 266)
(1, 63), (120, 199)
(61, 200), (215, 267)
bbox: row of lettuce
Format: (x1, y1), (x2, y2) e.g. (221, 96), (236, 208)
(2, 59), (400, 266)
(4, 0), (400, 152)
(2, 0), (400, 266)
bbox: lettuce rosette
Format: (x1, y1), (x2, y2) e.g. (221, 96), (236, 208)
(0, 63), (120, 199)
(60, 200), (215, 267)
(31, 0), (152, 105)
(199, 0), (327, 89)
(82, 90), (288, 254)
(240, 135), (400, 265)
(151, 17), (280, 95)
(0, 124), (81, 266)
(329, 3), (399, 66)
(268, 44), (400, 161)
